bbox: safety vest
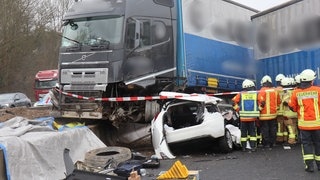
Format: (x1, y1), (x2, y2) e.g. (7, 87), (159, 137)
(282, 90), (297, 118)
(232, 92), (259, 122)
(276, 86), (284, 116)
(289, 86), (320, 130)
(239, 92), (260, 121)
(258, 87), (278, 120)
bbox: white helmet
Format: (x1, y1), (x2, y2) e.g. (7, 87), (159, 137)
(280, 77), (291, 86)
(275, 74), (285, 82)
(294, 74), (301, 84)
(300, 69), (316, 82)
(289, 77), (296, 85)
(242, 79), (255, 89)
(260, 75), (272, 85)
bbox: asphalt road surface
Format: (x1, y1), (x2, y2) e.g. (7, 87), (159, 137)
(143, 144), (320, 180)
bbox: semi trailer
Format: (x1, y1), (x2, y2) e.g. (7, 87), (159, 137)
(252, 0), (320, 85)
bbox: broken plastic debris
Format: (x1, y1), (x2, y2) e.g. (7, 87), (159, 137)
(283, 146), (291, 150)
(157, 160), (189, 179)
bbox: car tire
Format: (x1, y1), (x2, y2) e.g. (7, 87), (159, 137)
(84, 146), (132, 168)
(218, 128), (233, 153)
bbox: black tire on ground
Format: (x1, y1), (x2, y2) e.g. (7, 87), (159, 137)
(84, 146), (132, 168)
(218, 128), (233, 153)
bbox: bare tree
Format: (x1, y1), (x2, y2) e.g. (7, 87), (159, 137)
(0, 0), (74, 100)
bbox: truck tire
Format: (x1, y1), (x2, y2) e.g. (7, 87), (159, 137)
(218, 129), (233, 153)
(145, 101), (160, 122)
(84, 146), (132, 168)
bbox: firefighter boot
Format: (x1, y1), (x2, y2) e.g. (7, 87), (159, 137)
(249, 141), (256, 152)
(241, 141), (246, 152)
(316, 161), (320, 171)
(305, 160), (314, 172)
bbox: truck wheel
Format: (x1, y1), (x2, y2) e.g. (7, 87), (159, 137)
(84, 146), (132, 168)
(145, 101), (160, 122)
(218, 129), (233, 153)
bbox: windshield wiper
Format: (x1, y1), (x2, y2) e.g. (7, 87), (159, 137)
(59, 34), (81, 45)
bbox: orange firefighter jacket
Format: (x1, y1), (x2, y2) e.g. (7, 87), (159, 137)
(282, 89), (297, 118)
(258, 87), (280, 120)
(289, 86), (320, 130)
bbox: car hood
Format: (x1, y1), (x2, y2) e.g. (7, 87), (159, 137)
(0, 100), (12, 104)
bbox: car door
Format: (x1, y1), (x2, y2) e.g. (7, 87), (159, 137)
(19, 93), (30, 107)
(13, 94), (21, 107)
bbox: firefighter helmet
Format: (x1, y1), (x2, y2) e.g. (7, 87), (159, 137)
(300, 69), (316, 82)
(275, 74), (285, 82)
(289, 77), (296, 85)
(281, 77), (291, 86)
(260, 75), (272, 85)
(242, 79), (255, 89)
(294, 74), (301, 84)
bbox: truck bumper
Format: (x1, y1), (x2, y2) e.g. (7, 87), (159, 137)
(60, 110), (103, 119)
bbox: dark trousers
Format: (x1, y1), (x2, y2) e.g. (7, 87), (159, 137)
(260, 119), (277, 147)
(300, 130), (320, 167)
(240, 121), (257, 149)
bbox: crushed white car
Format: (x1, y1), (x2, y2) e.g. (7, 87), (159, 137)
(151, 91), (240, 159)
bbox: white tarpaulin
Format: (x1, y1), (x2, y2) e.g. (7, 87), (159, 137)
(0, 117), (106, 180)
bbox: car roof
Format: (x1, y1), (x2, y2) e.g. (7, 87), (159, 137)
(0, 92), (23, 96)
(159, 91), (222, 104)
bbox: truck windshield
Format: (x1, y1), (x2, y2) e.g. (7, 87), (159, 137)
(35, 80), (57, 89)
(61, 16), (124, 47)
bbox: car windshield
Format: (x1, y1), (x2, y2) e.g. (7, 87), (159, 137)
(0, 94), (14, 101)
(35, 80), (57, 89)
(61, 16), (124, 47)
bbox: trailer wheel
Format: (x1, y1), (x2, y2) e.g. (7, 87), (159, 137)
(218, 129), (233, 153)
(145, 101), (160, 122)
(84, 146), (132, 168)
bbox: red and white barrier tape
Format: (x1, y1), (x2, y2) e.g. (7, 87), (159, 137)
(55, 88), (199, 102)
(55, 87), (293, 102)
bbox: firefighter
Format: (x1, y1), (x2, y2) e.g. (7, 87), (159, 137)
(289, 69), (320, 172)
(281, 77), (297, 145)
(275, 74), (287, 144)
(232, 79), (259, 153)
(258, 75), (279, 150)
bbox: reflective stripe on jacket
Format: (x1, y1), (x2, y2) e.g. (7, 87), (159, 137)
(282, 90), (297, 118)
(276, 86), (284, 115)
(258, 87), (279, 120)
(289, 86), (320, 130)
(232, 92), (259, 122)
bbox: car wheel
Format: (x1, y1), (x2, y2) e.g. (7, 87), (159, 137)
(218, 128), (233, 153)
(84, 146), (132, 168)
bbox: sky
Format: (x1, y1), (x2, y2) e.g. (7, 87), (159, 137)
(233, 0), (292, 11)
